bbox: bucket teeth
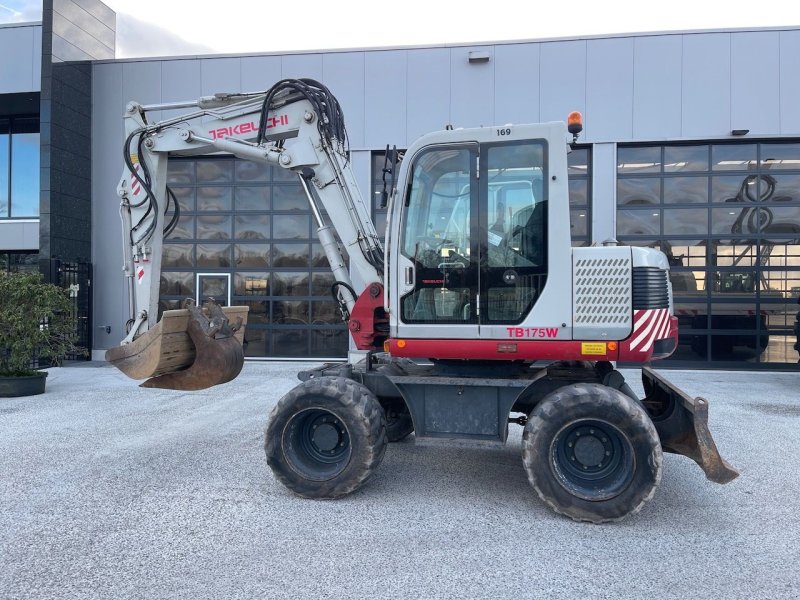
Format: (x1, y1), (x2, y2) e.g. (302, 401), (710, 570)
(140, 301), (245, 391)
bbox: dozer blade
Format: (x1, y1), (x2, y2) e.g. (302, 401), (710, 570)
(641, 367), (739, 484)
(106, 302), (248, 391)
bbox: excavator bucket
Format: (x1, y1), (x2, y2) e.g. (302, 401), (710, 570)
(641, 367), (739, 484)
(106, 301), (248, 391)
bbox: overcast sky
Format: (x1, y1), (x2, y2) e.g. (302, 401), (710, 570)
(1, 0), (798, 58)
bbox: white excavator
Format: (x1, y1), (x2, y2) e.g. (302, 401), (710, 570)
(107, 78), (737, 522)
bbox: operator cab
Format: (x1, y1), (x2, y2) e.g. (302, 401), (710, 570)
(389, 127), (570, 342)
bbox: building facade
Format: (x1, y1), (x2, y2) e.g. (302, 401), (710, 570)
(2, 4), (799, 368)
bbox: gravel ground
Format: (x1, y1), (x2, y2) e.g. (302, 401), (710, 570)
(0, 362), (798, 599)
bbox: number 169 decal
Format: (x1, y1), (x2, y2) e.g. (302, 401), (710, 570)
(496, 127), (512, 136)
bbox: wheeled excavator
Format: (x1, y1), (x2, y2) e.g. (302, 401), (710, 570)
(107, 78), (738, 522)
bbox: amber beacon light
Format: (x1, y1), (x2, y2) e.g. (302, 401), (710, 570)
(567, 111), (583, 142)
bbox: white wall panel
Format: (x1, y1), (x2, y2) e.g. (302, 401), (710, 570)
(91, 63), (126, 350)
(540, 40), (586, 126)
(406, 48), (450, 142)
(0, 25), (36, 93)
(450, 46), (493, 129)
(323, 52), (365, 148)
(731, 32), (779, 135)
(681, 33), (730, 137)
(779, 31), (800, 135)
(32, 26), (42, 87)
(632, 35), (682, 140)
(494, 43), (539, 125)
(586, 38), (633, 141)
(281, 53), (323, 80)
(200, 57), (241, 96)
(364, 50), (406, 148)
(122, 61), (162, 122)
(160, 59), (200, 121)
(241, 55), (281, 91)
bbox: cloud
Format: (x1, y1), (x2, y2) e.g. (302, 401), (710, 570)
(115, 12), (214, 58)
(0, 0), (41, 23)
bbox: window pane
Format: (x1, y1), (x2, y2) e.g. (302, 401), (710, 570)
(664, 145), (709, 172)
(196, 159), (233, 183)
(273, 300), (309, 324)
(664, 177), (708, 204)
(169, 186), (195, 211)
(160, 271), (194, 298)
(167, 161), (195, 184)
(273, 184), (306, 210)
(273, 243), (310, 267)
(235, 214), (270, 239)
(712, 144), (757, 171)
(273, 214), (310, 239)
(273, 272), (309, 296)
(239, 301), (268, 325)
(570, 209), (588, 237)
(197, 187), (232, 211)
(234, 272), (269, 296)
(235, 160), (269, 182)
(271, 329), (308, 356)
(162, 244), (194, 267)
(311, 271), (336, 295)
(618, 146), (660, 173)
(568, 147), (589, 175)
(0, 132), (8, 216)
(235, 243), (270, 267)
(617, 209), (660, 236)
(10, 132), (39, 217)
(234, 186), (270, 211)
(569, 179), (588, 207)
(711, 207), (758, 236)
(760, 143), (800, 170)
(242, 327), (267, 357)
(196, 244), (231, 267)
(663, 208), (708, 236)
(166, 216), (194, 240)
(770, 174), (800, 204)
(197, 215), (232, 239)
(309, 329), (348, 357)
(711, 175), (748, 203)
(761, 207), (800, 235)
(617, 178), (660, 206)
(311, 300), (341, 324)
(272, 166), (297, 182)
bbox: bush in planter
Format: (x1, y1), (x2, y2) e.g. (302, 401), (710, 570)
(0, 271), (82, 379)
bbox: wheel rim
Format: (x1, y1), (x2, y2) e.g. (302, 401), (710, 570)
(283, 408), (351, 481)
(550, 419), (634, 501)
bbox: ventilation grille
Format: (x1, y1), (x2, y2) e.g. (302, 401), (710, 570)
(633, 267), (670, 309)
(573, 257), (632, 324)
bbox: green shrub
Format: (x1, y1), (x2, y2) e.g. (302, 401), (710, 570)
(0, 272), (82, 377)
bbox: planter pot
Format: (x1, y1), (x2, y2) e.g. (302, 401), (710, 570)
(0, 371), (48, 398)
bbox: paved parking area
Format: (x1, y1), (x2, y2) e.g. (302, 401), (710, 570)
(1, 362), (799, 599)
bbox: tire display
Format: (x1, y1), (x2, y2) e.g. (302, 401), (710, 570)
(522, 383), (662, 523)
(265, 377), (387, 499)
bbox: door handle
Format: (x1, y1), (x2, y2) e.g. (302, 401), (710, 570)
(405, 266), (414, 285)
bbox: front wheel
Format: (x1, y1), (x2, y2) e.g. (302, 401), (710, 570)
(522, 383), (662, 523)
(265, 377), (387, 499)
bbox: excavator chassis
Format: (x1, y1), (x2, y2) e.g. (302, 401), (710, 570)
(296, 358), (739, 482)
(106, 301), (248, 390)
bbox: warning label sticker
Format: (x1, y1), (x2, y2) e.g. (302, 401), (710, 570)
(581, 342), (607, 355)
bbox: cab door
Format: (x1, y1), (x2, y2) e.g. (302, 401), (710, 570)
(395, 144), (479, 340)
(478, 140), (549, 337)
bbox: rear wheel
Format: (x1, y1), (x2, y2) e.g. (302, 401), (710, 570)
(522, 383), (662, 523)
(265, 377), (387, 499)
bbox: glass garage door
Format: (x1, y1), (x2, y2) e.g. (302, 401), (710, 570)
(160, 157), (348, 359)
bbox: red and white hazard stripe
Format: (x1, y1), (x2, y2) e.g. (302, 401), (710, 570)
(626, 308), (672, 353)
(131, 163), (142, 196)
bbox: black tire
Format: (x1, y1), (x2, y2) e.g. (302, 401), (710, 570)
(522, 383), (662, 523)
(265, 377), (387, 499)
(379, 397), (414, 442)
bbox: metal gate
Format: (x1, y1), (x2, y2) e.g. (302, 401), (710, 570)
(45, 260), (92, 361)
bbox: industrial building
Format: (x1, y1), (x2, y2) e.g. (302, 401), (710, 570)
(2, 1), (799, 368)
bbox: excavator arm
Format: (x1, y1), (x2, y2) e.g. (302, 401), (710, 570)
(107, 79), (386, 389)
